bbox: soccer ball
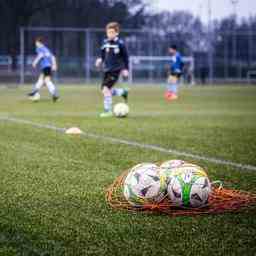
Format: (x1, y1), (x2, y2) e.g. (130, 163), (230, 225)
(123, 163), (167, 207)
(160, 160), (186, 170)
(159, 159), (186, 182)
(29, 92), (40, 102)
(167, 165), (211, 208)
(113, 103), (129, 118)
(176, 163), (208, 177)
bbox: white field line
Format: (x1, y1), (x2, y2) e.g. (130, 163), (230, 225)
(0, 111), (255, 117)
(1, 116), (256, 172)
(0, 112), (173, 118)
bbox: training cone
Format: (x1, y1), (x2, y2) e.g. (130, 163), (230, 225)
(65, 127), (83, 135)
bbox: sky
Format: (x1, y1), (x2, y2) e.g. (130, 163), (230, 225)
(149, 0), (256, 23)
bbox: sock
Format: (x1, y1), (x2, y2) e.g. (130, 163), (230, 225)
(112, 88), (125, 97)
(32, 78), (44, 93)
(104, 96), (112, 112)
(167, 83), (178, 95)
(45, 80), (58, 96)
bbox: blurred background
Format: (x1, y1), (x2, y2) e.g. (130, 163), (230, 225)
(0, 0), (256, 85)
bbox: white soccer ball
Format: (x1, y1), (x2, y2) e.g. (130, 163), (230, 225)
(167, 165), (211, 208)
(161, 160), (186, 170)
(113, 103), (129, 118)
(29, 92), (40, 102)
(123, 163), (167, 207)
(176, 163), (208, 177)
(159, 160), (186, 183)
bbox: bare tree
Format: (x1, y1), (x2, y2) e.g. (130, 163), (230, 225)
(0, 0), (60, 69)
(0, 0), (147, 69)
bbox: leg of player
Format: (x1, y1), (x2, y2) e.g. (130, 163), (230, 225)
(44, 76), (59, 102)
(28, 74), (44, 96)
(165, 75), (179, 101)
(112, 88), (129, 102)
(100, 86), (113, 117)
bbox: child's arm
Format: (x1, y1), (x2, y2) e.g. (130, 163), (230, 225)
(32, 53), (43, 68)
(95, 44), (105, 68)
(120, 42), (129, 77)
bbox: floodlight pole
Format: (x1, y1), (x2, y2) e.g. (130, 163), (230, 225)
(231, 0), (238, 68)
(85, 29), (91, 84)
(207, 0), (213, 84)
(20, 27), (25, 84)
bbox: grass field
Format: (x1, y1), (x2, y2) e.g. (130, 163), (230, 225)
(0, 85), (256, 255)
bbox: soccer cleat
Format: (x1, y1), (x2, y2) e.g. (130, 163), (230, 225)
(171, 93), (178, 100)
(164, 91), (172, 101)
(122, 88), (129, 103)
(27, 91), (37, 97)
(100, 111), (113, 118)
(165, 91), (178, 101)
(172, 94), (178, 100)
(52, 95), (59, 102)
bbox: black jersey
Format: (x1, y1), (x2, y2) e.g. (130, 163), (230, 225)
(100, 37), (129, 72)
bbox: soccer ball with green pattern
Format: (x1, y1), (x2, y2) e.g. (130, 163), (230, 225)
(167, 166), (211, 208)
(159, 160), (186, 183)
(123, 163), (167, 207)
(160, 161), (208, 184)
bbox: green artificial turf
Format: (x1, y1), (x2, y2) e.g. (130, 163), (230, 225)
(0, 85), (255, 255)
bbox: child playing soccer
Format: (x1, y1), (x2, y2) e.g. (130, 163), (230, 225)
(165, 44), (184, 101)
(28, 37), (59, 102)
(95, 22), (129, 117)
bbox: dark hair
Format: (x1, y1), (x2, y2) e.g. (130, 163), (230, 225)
(106, 22), (120, 33)
(169, 44), (177, 50)
(35, 36), (44, 43)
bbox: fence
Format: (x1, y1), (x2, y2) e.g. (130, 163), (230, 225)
(1, 27), (256, 85)
(129, 56), (195, 84)
(19, 27), (186, 84)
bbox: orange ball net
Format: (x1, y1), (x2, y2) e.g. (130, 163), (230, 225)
(106, 169), (256, 217)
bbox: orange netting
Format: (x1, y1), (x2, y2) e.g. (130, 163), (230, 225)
(106, 170), (256, 217)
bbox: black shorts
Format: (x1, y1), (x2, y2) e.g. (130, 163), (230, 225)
(41, 67), (52, 77)
(171, 71), (182, 79)
(101, 71), (121, 89)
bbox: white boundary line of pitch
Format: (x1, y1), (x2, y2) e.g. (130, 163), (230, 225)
(1, 116), (256, 172)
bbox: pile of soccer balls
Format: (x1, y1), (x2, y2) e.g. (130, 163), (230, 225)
(123, 160), (211, 208)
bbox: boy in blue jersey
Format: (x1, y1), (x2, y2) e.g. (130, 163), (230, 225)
(28, 37), (59, 102)
(165, 44), (184, 101)
(95, 22), (129, 118)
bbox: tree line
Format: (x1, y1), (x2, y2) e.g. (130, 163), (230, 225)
(0, 0), (256, 74)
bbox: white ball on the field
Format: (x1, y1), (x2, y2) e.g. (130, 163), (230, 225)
(29, 92), (40, 102)
(113, 103), (129, 118)
(123, 163), (167, 207)
(160, 160), (186, 170)
(159, 159), (186, 183)
(167, 166), (211, 208)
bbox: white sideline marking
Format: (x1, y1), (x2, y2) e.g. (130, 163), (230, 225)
(1, 116), (256, 172)
(0, 111), (255, 117)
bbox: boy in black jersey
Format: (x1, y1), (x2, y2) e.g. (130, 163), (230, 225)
(95, 22), (129, 117)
